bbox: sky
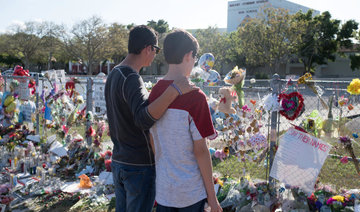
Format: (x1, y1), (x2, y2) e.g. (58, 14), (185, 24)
(0, 0), (359, 33)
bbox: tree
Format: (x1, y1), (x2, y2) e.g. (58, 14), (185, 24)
(0, 54), (22, 68)
(41, 22), (65, 70)
(106, 23), (128, 64)
(147, 19), (170, 75)
(294, 11), (358, 73)
(147, 19), (169, 34)
(238, 7), (303, 75)
(345, 23), (360, 71)
(194, 27), (242, 74)
(62, 16), (109, 75)
(6, 21), (44, 69)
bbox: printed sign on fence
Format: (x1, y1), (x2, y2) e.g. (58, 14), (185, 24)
(270, 128), (332, 194)
(93, 78), (106, 116)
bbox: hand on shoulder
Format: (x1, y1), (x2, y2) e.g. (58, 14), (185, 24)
(173, 76), (199, 95)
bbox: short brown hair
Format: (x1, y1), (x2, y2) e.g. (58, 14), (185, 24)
(163, 29), (199, 64)
(128, 25), (158, 54)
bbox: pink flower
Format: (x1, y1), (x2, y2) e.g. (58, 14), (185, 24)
(340, 156), (348, 164)
(326, 197), (335, 205)
(105, 159), (112, 171)
(101, 150), (112, 159)
(242, 105), (251, 112)
(62, 125), (69, 135)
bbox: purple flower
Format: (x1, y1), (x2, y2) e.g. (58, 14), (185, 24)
(339, 136), (351, 144)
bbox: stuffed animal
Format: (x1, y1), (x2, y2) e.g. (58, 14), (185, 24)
(214, 147), (229, 161)
(218, 87), (236, 114)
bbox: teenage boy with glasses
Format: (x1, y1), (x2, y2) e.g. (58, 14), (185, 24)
(105, 25), (196, 212)
(148, 29), (222, 212)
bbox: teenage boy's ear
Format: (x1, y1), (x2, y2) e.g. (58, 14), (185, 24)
(184, 51), (193, 63)
(142, 45), (153, 55)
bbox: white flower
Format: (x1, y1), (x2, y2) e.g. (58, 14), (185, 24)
(250, 78), (256, 84)
(262, 93), (280, 112)
(144, 81), (153, 89)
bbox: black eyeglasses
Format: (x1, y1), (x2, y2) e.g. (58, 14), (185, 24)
(152, 45), (161, 54)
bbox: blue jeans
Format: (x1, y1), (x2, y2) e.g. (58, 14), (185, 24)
(156, 199), (206, 212)
(111, 161), (156, 212)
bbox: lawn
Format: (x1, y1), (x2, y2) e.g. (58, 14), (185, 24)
(212, 136), (360, 191)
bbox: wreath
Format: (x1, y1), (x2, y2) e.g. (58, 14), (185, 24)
(278, 92), (305, 120)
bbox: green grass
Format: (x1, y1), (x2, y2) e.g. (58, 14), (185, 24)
(213, 138), (360, 191)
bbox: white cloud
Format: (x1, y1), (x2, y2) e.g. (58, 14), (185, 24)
(32, 18), (44, 24)
(10, 20), (26, 30)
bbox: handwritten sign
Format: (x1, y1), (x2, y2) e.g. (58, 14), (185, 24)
(270, 128), (332, 194)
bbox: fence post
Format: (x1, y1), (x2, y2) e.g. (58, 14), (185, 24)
(86, 77), (93, 147)
(4, 76), (7, 92)
(268, 74), (281, 184)
(35, 74), (40, 135)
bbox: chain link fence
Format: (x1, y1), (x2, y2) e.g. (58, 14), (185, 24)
(2, 73), (359, 189)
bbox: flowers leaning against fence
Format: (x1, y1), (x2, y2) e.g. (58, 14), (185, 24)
(297, 73), (328, 110)
(338, 136), (360, 175)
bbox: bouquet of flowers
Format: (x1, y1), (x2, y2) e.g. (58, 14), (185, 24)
(298, 73), (328, 110)
(339, 136), (360, 175)
(224, 66), (246, 107)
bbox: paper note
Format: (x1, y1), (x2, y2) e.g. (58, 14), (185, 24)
(270, 128), (332, 194)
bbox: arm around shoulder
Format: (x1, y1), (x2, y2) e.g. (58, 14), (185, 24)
(123, 75), (158, 130)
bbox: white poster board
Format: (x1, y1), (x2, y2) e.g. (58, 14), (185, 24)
(92, 78), (106, 116)
(270, 128), (332, 194)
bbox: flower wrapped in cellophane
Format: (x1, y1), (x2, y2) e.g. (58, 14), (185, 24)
(298, 73), (328, 110)
(338, 136), (360, 175)
(224, 66), (246, 107)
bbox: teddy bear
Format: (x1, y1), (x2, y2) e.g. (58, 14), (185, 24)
(218, 87), (236, 114)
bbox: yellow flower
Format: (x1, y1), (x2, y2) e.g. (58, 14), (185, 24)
(217, 179), (224, 187)
(304, 72), (313, 80)
(347, 78), (360, 95)
(298, 76), (306, 84)
(332, 195), (345, 203)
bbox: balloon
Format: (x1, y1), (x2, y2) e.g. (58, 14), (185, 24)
(4, 95), (14, 107)
(198, 53), (215, 71)
(197, 53), (221, 85)
(5, 101), (16, 113)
